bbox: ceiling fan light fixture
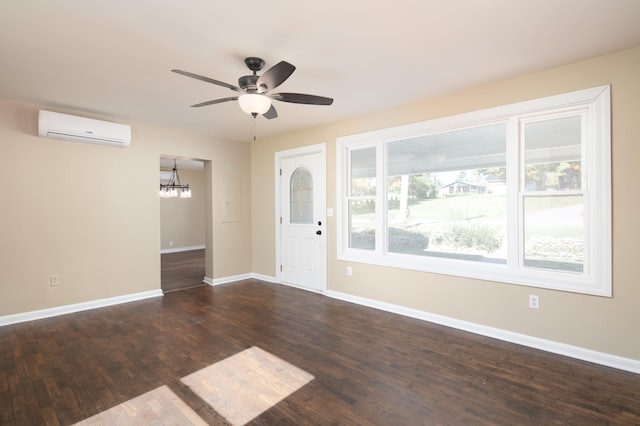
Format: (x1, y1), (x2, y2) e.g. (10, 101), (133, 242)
(238, 93), (271, 115)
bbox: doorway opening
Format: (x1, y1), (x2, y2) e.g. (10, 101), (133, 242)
(160, 156), (206, 293)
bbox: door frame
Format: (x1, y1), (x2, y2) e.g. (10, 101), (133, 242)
(275, 143), (327, 293)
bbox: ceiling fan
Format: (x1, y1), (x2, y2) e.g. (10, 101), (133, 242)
(172, 57), (333, 120)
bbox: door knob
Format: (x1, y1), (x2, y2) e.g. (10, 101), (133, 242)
(316, 230), (322, 235)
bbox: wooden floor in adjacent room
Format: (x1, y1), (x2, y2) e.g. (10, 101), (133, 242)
(1, 280), (639, 425)
(161, 249), (206, 293)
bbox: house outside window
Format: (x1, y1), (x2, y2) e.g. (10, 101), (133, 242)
(337, 86), (611, 296)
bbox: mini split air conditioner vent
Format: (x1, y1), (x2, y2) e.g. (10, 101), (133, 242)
(38, 110), (131, 147)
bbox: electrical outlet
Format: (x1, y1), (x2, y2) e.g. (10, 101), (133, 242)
(529, 294), (539, 309)
(347, 266), (353, 276)
(50, 274), (61, 287)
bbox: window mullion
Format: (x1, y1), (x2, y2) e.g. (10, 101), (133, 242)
(507, 117), (521, 270)
(376, 140), (386, 256)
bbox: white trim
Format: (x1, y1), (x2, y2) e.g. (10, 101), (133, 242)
(325, 289), (640, 375)
(204, 273), (276, 286)
(278, 280), (324, 294)
(160, 245), (205, 254)
(204, 273), (277, 286)
(250, 273), (278, 283)
(0, 290), (163, 327)
(8, 277), (635, 374)
(0, 273), (273, 327)
(207, 273), (300, 286)
(205, 273), (253, 286)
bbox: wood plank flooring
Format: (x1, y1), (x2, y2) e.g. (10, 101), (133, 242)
(1, 280), (639, 425)
(161, 249), (206, 293)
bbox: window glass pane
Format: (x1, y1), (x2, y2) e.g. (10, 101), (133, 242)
(387, 123), (507, 262)
(350, 148), (376, 196)
(290, 167), (313, 224)
(348, 147), (376, 250)
(349, 200), (375, 250)
(523, 195), (584, 272)
(524, 116), (582, 191)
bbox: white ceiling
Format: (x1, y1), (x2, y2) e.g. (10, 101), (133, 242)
(1, 1), (639, 143)
(159, 156), (203, 171)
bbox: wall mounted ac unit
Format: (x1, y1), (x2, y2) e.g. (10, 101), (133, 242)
(38, 110), (131, 147)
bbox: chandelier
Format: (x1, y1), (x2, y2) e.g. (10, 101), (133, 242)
(159, 159), (191, 198)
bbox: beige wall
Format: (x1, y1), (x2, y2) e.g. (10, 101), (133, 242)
(0, 100), (252, 315)
(160, 168), (205, 251)
(252, 47), (640, 361)
(2, 47), (638, 362)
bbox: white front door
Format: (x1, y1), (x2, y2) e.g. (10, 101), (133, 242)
(277, 145), (326, 292)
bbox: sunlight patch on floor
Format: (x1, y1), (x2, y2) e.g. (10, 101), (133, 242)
(74, 385), (207, 425)
(73, 347), (313, 425)
(182, 346), (315, 426)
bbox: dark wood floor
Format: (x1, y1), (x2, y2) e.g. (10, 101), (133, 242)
(1, 280), (639, 425)
(161, 249), (206, 293)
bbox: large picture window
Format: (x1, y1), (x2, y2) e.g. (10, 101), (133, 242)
(337, 86), (611, 296)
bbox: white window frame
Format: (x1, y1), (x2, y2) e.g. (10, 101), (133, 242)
(336, 86), (611, 296)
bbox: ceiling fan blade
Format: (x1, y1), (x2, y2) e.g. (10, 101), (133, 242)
(262, 104), (278, 120)
(191, 97), (238, 108)
(272, 93), (334, 105)
(172, 69), (240, 92)
(256, 61), (295, 92)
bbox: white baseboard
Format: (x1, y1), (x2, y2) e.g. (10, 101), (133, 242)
(325, 289), (640, 375)
(160, 245), (205, 254)
(0, 289), (163, 327)
(5, 275), (636, 375)
(205, 273), (253, 286)
(204, 273), (276, 286)
(250, 273), (277, 283)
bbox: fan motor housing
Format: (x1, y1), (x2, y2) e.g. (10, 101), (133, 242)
(238, 75), (259, 91)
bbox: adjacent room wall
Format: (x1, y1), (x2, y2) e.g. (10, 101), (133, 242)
(251, 47), (640, 361)
(0, 100), (251, 316)
(160, 168), (205, 251)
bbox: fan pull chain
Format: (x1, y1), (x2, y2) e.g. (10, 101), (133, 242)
(251, 113), (257, 141)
